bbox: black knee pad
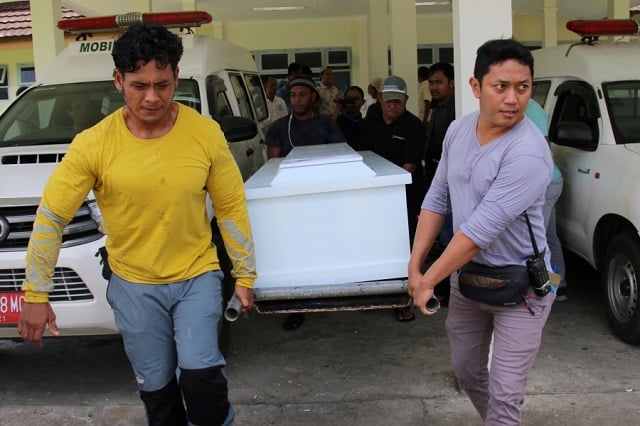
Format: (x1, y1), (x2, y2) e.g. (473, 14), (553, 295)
(139, 376), (187, 426)
(180, 366), (230, 426)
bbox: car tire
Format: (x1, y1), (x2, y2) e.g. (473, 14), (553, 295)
(602, 233), (640, 344)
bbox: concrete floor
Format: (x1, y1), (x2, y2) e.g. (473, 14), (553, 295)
(1, 253), (639, 425)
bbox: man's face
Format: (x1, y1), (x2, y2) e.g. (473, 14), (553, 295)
(343, 89), (364, 114)
(470, 59), (531, 131)
(264, 76), (278, 100)
(381, 96), (407, 123)
(429, 70), (454, 104)
(114, 59), (178, 127)
(290, 85), (315, 116)
(321, 69), (333, 86)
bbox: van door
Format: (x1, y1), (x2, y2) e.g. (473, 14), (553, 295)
(547, 80), (601, 256)
(227, 72), (267, 174)
(205, 74), (264, 181)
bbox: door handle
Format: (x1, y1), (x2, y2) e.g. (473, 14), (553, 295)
(578, 168), (590, 174)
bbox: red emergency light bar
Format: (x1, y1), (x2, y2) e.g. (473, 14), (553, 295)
(57, 11), (212, 33)
(567, 19), (640, 37)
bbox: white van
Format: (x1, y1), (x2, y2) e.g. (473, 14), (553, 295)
(0, 12), (268, 337)
(532, 18), (640, 343)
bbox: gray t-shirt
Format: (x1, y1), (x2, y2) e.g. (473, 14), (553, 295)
(422, 111), (553, 268)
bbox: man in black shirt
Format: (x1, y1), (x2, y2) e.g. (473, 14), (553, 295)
(359, 75), (427, 321)
(422, 63), (455, 305)
(423, 62), (456, 188)
(334, 85), (365, 150)
(264, 77), (345, 331)
(266, 77), (345, 159)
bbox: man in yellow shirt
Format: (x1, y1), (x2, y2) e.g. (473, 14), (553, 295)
(17, 23), (256, 426)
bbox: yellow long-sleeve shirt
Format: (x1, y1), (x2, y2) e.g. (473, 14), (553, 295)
(23, 103), (256, 302)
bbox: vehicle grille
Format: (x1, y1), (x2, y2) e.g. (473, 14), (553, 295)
(1, 152), (66, 165)
(0, 202), (102, 252)
(0, 267), (94, 302)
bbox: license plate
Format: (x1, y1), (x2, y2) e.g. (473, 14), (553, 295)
(0, 292), (25, 325)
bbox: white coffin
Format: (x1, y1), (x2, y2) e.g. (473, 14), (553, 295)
(245, 143), (411, 294)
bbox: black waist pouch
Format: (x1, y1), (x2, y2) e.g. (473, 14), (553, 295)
(458, 262), (529, 306)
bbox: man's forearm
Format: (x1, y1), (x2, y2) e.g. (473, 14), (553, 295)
(421, 231), (481, 289)
(22, 205), (68, 302)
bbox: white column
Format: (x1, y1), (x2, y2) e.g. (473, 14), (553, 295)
(389, 0), (419, 115)
(181, 0), (196, 11)
(132, 0), (151, 12)
(452, 0), (512, 116)
(368, 0), (389, 82)
(30, 0), (64, 76)
(608, 0), (630, 18)
(608, 0), (630, 41)
(543, 0), (558, 48)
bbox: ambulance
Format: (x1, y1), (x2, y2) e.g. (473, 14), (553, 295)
(0, 11), (269, 337)
(532, 18), (640, 343)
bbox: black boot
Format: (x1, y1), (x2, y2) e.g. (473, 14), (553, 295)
(139, 376), (187, 426)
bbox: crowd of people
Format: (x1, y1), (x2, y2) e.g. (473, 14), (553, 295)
(17, 21), (568, 426)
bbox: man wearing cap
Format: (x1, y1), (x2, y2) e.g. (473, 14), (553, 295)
(265, 77), (345, 159)
(359, 75), (427, 321)
(265, 76), (345, 330)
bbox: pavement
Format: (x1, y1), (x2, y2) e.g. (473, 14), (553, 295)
(1, 253), (640, 425)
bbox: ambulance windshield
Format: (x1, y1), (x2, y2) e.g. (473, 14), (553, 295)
(0, 79), (200, 147)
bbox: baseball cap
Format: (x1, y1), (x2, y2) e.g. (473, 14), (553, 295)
(380, 75), (408, 102)
(289, 77), (317, 93)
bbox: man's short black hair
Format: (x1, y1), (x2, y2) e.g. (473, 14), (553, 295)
(301, 65), (313, 78)
(473, 38), (533, 86)
(344, 85), (364, 99)
(287, 62), (303, 77)
(428, 62), (454, 81)
(112, 24), (184, 75)
(418, 66), (430, 80)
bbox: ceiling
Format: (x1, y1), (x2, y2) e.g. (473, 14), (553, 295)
(56, 0), (640, 22)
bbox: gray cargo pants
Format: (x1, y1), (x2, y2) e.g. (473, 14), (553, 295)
(445, 280), (555, 425)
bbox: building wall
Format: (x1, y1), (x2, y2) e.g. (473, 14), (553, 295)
(0, 13), (583, 111)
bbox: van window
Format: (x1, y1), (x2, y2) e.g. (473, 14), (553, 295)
(603, 81), (640, 144)
(244, 73), (268, 122)
(0, 65), (8, 100)
(0, 81), (123, 146)
(229, 73), (254, 120)
(174, 79), (201, 113)
(206, 75), (233, 120)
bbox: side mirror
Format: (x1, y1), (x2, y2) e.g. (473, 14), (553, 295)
(552, 121), (596, 151)
(218, 116), (258, 143)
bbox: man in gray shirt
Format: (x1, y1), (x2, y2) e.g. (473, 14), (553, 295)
(408, 39), (555, 425)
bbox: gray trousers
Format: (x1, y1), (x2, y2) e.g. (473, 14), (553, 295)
(446, 281), (555, 425)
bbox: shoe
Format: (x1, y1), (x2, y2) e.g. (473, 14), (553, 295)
(394, 307), (415, 322)
(555, 287), (568, 302)
(282, 313), (305, 330)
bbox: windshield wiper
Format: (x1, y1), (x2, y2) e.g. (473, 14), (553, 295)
(1, 138), (72, 148)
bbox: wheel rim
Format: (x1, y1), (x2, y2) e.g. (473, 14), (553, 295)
(607, 253), (638, 324)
